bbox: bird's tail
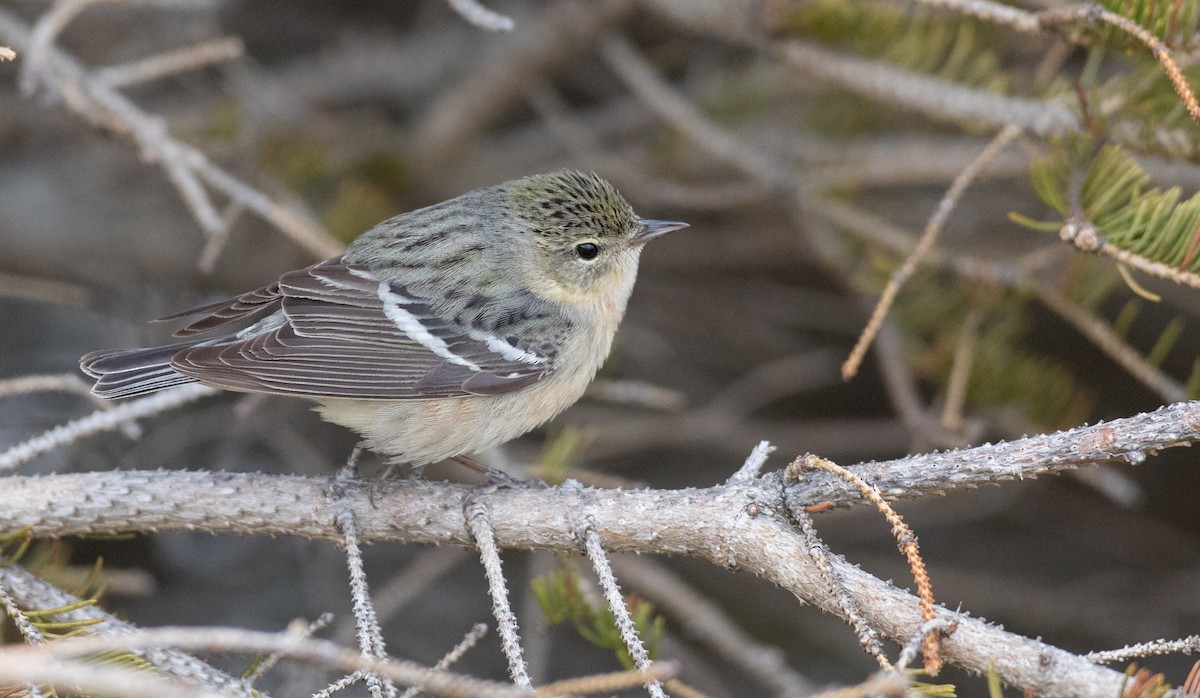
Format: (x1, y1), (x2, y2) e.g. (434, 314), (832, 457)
(80, 341), (202, 398)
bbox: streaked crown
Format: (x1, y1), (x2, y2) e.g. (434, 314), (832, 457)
(507, 170), (637, 239)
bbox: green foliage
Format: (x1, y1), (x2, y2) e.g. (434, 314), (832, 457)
(895, 279), (1085, 429)
(202, 100), (242, 141)
(537, 427), (592, 484)
(1096, 0), (1200, 47)
(259, 134), (414, 242)
(259, 134), (331, 196)
(0, 527), (33, 567)
(1098, 61), (1200, 135)
(531, 563), (664, 670)
(986, 665), (1004, 696)
(781, 0), (1010, 92)
(323, 180), (396, 243)
(910, 674), (958, 696)
(1028, 141), (1200, 275)
(1187, 357), (1200, 397)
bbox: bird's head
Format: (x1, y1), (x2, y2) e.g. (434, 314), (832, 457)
(506, 170), (687, 307)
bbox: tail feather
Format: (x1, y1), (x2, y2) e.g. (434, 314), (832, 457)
(81, 341), (202, 398)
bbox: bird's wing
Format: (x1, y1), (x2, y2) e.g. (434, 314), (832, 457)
(159, 283), (285, 337)
(168, 259), (557, 399)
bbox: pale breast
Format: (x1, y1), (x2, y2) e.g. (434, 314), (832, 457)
(312, 319), (616, 465)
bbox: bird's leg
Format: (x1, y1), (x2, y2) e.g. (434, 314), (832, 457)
(451, 455), (544, 488)
(338, 447), (364, 480)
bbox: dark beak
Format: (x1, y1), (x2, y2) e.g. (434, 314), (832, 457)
(631, 218), (689, 245)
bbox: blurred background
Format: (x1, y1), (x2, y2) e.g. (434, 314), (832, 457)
(1, 0), (1199, 695)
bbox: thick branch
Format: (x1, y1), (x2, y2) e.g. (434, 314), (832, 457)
(0, 466), (1131, 696)
(4, 402), (1197, 695)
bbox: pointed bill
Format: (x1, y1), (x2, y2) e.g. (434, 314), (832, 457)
(630, 218), (689, 244)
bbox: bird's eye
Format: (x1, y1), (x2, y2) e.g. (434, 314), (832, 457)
(575, 242), (599, 261)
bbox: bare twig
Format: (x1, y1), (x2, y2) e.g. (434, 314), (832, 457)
(782, 482), (887, 667)
(0, 578), (46, 645)
(0, 566), (259, 697)
(94, 36), (245, 88)
(0, 8), (343, 259)
(0, 270), (91, 307)
(1033, 284), (1189, 403)
(790, 455), (943, 674)
(464, 494), (531, 689)
(0, 372), (94, 400)
(334, 461), (395, 698)
(841, 124), (1021, 381)
(776, 41), (1080, 138)
(20, 0), (110, 96)
(20, 625), (567, 698)
(0, 383), (217, 471)
(444, 0), (514, 31)
(581, 525), (665, 698)
(245, 613), (334, 684)
(342, 546), (470, 646)
(413, 0), (632, 170)
(313, 670), (369, 698)
(941, 305), (988, 433)
(726, 440), (775, 485)
(398, 623), (489, 698)
(609, 556), (815, 696)
(1085, 635), (1200, 663)
(601, 34), (791, 188)
(536, 664), (680, 696)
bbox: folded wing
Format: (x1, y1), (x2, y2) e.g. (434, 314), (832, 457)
(167, 259), (556, 398)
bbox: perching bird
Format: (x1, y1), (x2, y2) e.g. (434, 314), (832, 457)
(81, 170), (687, 467)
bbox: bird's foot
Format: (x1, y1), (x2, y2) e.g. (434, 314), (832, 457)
(451, 455), (546, 489)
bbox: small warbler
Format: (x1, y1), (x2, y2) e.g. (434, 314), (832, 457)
(81, 170), (687, 467)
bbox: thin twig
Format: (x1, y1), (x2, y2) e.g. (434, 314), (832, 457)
(0, 8), (343, 259)
(398, 624), (489, 698)
(1034, 284), (1189, 403)
(610, 556), (815, 696)
(0, 579), (46, 645)
(464, 495), (531, 688)
(0, 566), (259, 697)
(0, 270), (91, 307)
(244, 613), (334, 684)
(413, 0), (632, 168)
(0, 383), (218, 471)
(841, 124), (1021, 380)
(20, 0), (108, 96)
(334, 462), (394, 698)
(581, 525), (665, 698)
(536, 664), (680, 696)
(789, 455), (944, 675)
(444, 0), (514, 31)
(1037, 4), (1200, 122)
(94, 37), (244, 88)
(726, 440), (775, 485)
(782, 483), (887, 668)
(341, 546), (469, 646)
(941, 306), (987, 434)
(0, 372), (142, 439)
(601, 34), (792, 188)
(23, 625), (554, 698)
(313, 670), (367, 698)
(1085, 635), (1200, 663)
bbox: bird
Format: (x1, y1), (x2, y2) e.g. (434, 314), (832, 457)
(81, 170), (687, 470)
